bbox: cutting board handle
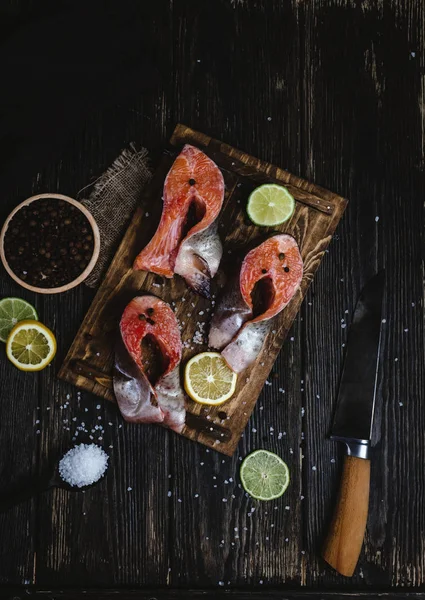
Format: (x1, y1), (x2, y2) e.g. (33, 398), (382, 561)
(322, 455), (370, 577)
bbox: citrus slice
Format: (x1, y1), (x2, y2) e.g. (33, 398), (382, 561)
(247, 183), (295, 226)
(0, 297), (38, 343)
(240, 450), (290, 501)
(184, 351), (237, 405)
(6, 320), (56, 371)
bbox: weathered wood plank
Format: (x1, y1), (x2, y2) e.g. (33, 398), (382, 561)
(168, 0), (306, 587)
(300, 0), (425, 587)
(34, 68), (174, 584)
(2, 589), (425, 600)
(0, 236), (39, 586)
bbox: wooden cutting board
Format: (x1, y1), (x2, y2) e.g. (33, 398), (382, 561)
(59, 124), (347, 456)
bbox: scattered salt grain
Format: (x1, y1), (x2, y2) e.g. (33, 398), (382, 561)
(59, 444), (108, 488)
(312, 465), (317, 471)
(127, 487), (132, 492)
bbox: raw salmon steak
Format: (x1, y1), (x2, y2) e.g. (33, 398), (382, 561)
(113, 296), (186, 432)
(134, 144), (225, 298)
(209, 234), (303, 373)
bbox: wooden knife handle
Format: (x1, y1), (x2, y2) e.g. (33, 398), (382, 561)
(322, 455), (370, 577)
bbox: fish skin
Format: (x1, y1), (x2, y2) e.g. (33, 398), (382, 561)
(208, 271), (252, 350)
(209, 234), (303, 373)
(221, 321), (271, 374)
(133, 144), (224, 294)
(113, 296), (186, 432)
(174, 221), (223, 299)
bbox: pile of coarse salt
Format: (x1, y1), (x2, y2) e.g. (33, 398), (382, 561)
(59, 444), (108, 488)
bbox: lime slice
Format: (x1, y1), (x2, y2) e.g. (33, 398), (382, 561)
(184, 351), (237, 405)
(247, 183), (295, 226)
(6, 320), (56, 371)
(240, 449), (290, 501)
(0, 297), (38, 343)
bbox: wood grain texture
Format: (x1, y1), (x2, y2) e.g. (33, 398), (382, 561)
(59, 124), (347, 456)
(323, 456), (371, 577)
(300, 0), (425, 588)
(168, 1), (306, 585)
(2, 591), (425, 600)
(0, 0), (424, 592)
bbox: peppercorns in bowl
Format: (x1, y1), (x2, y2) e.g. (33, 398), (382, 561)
(0, 193), (100, 294)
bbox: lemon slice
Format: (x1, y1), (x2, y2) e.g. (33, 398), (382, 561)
(184, 351), (237, 405)
(0, 297), (38, 343)
(6, 320), (56, 371)
(247, 183), (295, 226)
(240, 450), (290, 501)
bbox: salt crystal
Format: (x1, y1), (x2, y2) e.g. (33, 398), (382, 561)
(127, 487), (132, 492)
(59, 444), (108, 488)
(312, 465), (317, 471)
(375, 216), (380, 222)
(330, 458), (336, 463)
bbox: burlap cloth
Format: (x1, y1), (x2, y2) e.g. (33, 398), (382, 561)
(78, 144), (152, 287)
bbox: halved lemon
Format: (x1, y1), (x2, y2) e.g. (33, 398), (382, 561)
(6, 320), (56, 371)
(184, 351), (237, 406)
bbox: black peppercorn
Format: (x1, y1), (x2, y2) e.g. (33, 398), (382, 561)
(4, 197), (95, 288)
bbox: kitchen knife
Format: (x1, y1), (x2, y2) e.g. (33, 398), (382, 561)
(322, 271), (385, 577)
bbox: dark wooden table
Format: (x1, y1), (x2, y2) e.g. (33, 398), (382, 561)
(0, 1), (424, 598)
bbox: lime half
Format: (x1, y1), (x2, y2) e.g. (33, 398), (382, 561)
(0, 297), (38, 343)
(240, 450), (290, 501)
(247, 183), (295, 226)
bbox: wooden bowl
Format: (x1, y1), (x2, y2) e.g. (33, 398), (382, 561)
(0, 193), (100, 294)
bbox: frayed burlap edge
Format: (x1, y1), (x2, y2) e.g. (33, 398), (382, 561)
(80, 143), (152, 287)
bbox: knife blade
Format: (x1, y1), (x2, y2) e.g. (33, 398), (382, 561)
(322, 271), (385, 578)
